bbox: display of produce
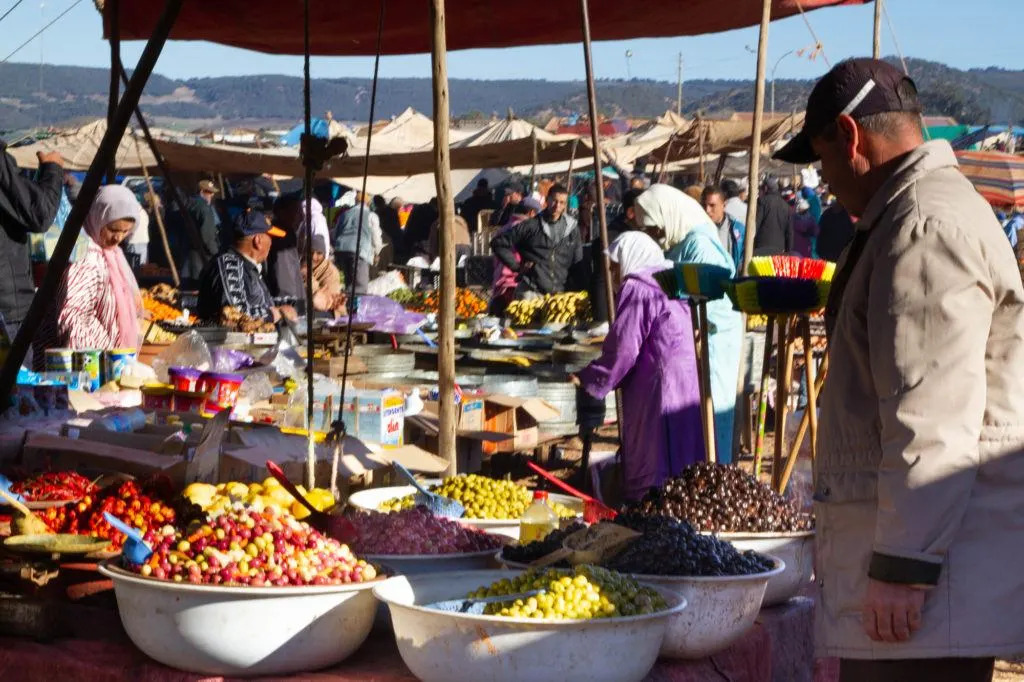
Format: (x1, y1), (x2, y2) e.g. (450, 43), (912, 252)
(388, 288), (488, 318)
(607, 513), (775, 576)
(343, 507), (504, 555)
(183, 479), (335, 520)
(39, 479), (177, 551)
(625, 463), (813, 533)
(143, 323), (179, 344)
(220, 306), (276, 333)
(9, 471), (97, 501)
(501, 521), (587, 563)
(129, 505), (377, 586)
(144, 283), (181, 306)
(467, 564), (666, 619)
(505, 292), (593, 327)
(142, 295), (195, 323)
(378, 474), (577, 520)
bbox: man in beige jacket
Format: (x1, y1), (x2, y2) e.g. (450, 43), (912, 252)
(775, 58), (1024, 682)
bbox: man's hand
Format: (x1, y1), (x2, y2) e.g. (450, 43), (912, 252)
(518, 261), (535, 273)
(568, 374), (582, 387)
(862, 578), (926, 643)
(277, 304), (299, 322)
(37, 151), (63, 167)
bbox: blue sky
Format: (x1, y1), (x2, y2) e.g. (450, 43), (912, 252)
(1, 0), (1020, 83)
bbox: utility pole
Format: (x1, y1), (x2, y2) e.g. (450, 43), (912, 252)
(676, 53), (683, 115)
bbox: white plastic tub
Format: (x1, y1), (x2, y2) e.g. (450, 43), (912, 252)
(630, 557), (784, 659)
(347, 486), (583, 540)
(716, 531), (814, 606)
(99, 561), (381, 676)
(373, 569), (686, 682)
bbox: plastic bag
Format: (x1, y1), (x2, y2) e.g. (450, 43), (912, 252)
(332, 294), (426, 335)
(119, 360), (157, 388)
(366, 270), (407, 297)
(152, 331), (212, 383)
(212, 347), (255, 373)
(238, 372), (274, 404)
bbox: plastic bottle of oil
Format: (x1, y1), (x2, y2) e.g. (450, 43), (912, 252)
(519, 491), (559, 544)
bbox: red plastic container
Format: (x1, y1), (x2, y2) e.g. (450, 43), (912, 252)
(197, 372), (244, 414)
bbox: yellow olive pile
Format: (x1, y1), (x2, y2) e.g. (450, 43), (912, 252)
(469, 565), (666, 620)
(379, 474), (577, 520)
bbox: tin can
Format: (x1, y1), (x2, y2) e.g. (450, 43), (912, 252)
(141, 384), (174, 410)
(103, 348), (137, 384)
(173, 390), (208, 413)
(45, 348), (74, 373)
(197, 372), (244, 414)
(72, 349), (102, 392)
(168, 366), (203, 392)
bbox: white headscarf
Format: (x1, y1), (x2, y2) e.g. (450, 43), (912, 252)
(608, 231), (672, 278)
(299, 197), (331, 256)
(635, 183), (715, 250)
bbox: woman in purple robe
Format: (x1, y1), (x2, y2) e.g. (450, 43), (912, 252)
(574, 232), (705, 501)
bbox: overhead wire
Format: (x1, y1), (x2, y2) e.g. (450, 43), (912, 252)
(0, 0), (26, 25)
(792, 0), (831, 67)
(2, 0), (82, 63)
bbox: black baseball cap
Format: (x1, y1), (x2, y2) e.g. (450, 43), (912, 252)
(233, 209), (286, 238)
(773, 58), (922, 164)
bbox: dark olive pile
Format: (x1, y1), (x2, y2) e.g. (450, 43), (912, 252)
(626, 463), (813, 533)
(501, 521), (586, 564)
(606, 513), (775, 576)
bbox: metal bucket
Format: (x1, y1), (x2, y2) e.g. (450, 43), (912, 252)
(480, 374), (538, 398)
(351, 345), (416, 375)
(537, 380), (578, 436)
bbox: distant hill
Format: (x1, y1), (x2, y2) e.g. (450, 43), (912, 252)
(1, 57), (1022, 132)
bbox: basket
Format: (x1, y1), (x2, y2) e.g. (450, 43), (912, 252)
(653, 263), (732, 301)
(726, 277), (829, 315)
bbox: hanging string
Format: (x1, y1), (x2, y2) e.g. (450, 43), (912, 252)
(2, 0), (82, 63)
(329, 0), (386, 449)
(792, 0), (830, 68)
(302, 0), (317, 491)
(881, 1), (909, 76)
(0, 0), (27, 25)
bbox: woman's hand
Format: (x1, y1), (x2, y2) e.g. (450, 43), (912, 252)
(568, 374), (582, 387)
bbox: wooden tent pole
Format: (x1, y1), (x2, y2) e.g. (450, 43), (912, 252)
(579, 0), (614, 324)
(697, 116), (706, 184)
(430, 0), (458, 476)
(742, 0), (772, 273)
(732, 0), (773, 457)
(873, 0), (883, 59)
(0, 0), (184, 398)
(566, 138), (578, 198)
(529, 128), (538, 194)
(134, 134), (180, 286)
(107, 0), (120, 185)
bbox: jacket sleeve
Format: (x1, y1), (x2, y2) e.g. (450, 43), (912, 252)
(490, 221), (524, 272)
(0, 150), (63, 236)
(578, 281), (650, 399)
(866, 219), (991, 586)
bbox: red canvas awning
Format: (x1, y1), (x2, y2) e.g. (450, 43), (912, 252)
(107, 0), (868, 57)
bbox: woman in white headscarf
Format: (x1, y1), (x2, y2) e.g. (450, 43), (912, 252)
(573, 231), (704, 501)
(36, 185), (143, 367)
(635, 183), (742, 463)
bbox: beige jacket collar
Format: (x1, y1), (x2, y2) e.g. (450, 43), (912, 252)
(857, 139), (960, 231)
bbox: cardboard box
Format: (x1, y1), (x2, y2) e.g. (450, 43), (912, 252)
(481, 395), (562, 454)
(313, 355), (367, 379)
(337, 389), (405, 448)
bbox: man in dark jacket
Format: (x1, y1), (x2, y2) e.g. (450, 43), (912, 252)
(754, 176), (793, 255)
(815, 201), (856, 262)
(0, 144), (63, 339)
(491, 183), (583, 297)
(460, 178), (497, 235)
(182, 179), (220, 281)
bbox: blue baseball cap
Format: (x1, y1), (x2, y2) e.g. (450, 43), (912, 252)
(233, 209), (286, 238)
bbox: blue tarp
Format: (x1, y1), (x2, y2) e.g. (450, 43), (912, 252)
(279, 118), (331, 147)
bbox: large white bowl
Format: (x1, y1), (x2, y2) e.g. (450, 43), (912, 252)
(716, 531), (815, 606)
(347, 486), (584, 540)
(632, 556), (785, 659)
(99, 561), (381, 676)
(373, 569), (686, 682)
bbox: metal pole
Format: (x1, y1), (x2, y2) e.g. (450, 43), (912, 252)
(0, 0), (184, 398)
(106, 0), (120, 184)
(676, 53), (683, 116)
(580, 0), (614, 325)
(302, 0), (316, 491)
(873, 0), (883, 58)
(430, 0), (458, 476)
(771, 50), (794, 118)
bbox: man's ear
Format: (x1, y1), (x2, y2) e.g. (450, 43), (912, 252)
(836, 114), (860, 163)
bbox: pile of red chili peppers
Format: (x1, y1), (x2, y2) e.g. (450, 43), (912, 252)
(10, 471), (97, 501)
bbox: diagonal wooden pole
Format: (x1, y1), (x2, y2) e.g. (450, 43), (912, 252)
(0, 0), (184, 398)
(133, 133), (179, 287)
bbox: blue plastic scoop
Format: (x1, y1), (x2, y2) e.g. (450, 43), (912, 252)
(427, 589), (546, 614)
(103, 512), (153, 564)
(392, 461), (465, 518)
